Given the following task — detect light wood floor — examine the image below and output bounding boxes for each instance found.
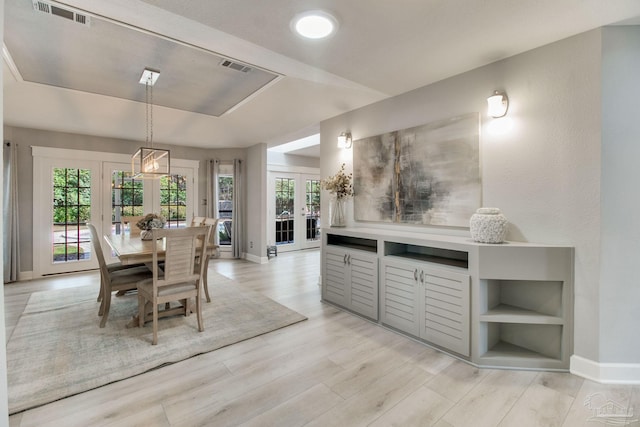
[5,249,639,426]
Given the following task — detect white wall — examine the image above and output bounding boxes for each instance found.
[599,26,640,363]
[1,0,10,422]
[321,30,604,362]
[245,143,268,262]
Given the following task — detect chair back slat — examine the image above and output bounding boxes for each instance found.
[122,216,144,235]
[151,227,210,290]
[87,223,108,277]
[203,217,220,246]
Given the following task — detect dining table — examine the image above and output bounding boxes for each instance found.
[103,231,216,265]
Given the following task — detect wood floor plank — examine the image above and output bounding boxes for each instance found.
[306,363,431,427]
[369,386,454,427]
[238,383,344,427]
[440,369,537,427]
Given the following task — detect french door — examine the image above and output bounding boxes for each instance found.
[268,172,321,253]
[33,156,101,275]
[33,147,198,277]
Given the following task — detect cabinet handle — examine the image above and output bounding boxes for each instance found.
[347,254,351,265]
[414,269,418,281]
[343,254,348,264]
[420,270,424,284]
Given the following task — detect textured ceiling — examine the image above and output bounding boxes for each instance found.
[4,0,640,155]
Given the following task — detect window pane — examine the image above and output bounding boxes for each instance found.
[217,175,233,245]
[111,170,144,234]
[52,168,92,263]
[160,174,187,228]
[275,177,295,244]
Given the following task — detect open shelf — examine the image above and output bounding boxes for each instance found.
[480,322,563,363]
[480,304,563,324]
[480,341,562,363]
[327,234,377,253]
[481,279,563,318]
[384,242,468,269]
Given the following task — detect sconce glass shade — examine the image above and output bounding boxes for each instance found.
[132,147,170,179]
[487,91,509,118]
[337,132,352,149]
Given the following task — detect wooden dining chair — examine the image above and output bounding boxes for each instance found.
[87,223,154,328]
[137,226,211,345]
[199,217,220,303]
[190,216,205,227]
[121,215,144,235]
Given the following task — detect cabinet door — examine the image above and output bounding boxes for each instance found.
[349,251,379,320]
[421,267,470,356]
[323,247,349,307]
[380,258,420,336]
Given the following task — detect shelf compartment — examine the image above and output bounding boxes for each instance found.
[384,242,468,269]
[327,234,377,253]
[480,304,563,324]
[481,279,563,318]
[480,322,563,362]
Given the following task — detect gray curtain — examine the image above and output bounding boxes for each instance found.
[206,159,219,219]
[3,142,20,282]
[232,159,243,258]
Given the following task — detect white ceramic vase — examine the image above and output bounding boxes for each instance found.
[140,230,154,240]
[469,207,508,243]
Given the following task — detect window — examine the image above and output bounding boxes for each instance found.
[306,179,321,240]
[160,174,188,228]
[111,170,144,234]
[52,167,92,263]
[217,163,234,246]
[275,177,295,244]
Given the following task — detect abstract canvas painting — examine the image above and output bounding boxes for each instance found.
[353,113,481,227]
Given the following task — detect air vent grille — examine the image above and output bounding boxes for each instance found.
[32,1,91,27]
[220,59,252,73]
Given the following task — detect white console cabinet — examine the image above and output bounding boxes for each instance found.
[323,236,379,320]
[381,257,470,356]
[322,228,574,371]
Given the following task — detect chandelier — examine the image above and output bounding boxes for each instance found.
[132,68,170,179]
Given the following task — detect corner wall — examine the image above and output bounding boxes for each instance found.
[321,30,603,365]
[599,26,640,364]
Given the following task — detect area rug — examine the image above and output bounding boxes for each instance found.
[6,272,307,414]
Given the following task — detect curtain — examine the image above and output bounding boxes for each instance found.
[3,142,20,282]
[232,159,243,259]
[206,159,219,219]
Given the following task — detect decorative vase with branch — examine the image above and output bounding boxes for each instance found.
[136,213,166,240]
[321,163,353,227]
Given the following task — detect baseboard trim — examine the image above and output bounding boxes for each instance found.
[17,271,34,281]
[571,355,640,384]
[243,253,269,264]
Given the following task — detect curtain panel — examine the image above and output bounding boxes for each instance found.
[3,142,20,282]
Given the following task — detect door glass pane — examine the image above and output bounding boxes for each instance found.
[111,170,144,234]
[306,179,321,242]
[275,177,295,245]
[218,175,233,246]
[160,174,187,228]
[52,168,92,263]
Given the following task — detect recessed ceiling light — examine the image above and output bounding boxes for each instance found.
[291,10,338,39]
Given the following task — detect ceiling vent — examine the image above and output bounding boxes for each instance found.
[220,59,252,73]
[32,1,91,27]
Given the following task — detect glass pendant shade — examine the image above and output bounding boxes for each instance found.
[132,147,170,179]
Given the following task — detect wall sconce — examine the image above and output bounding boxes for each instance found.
[337,131,352,149]
[487,91,509,118]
